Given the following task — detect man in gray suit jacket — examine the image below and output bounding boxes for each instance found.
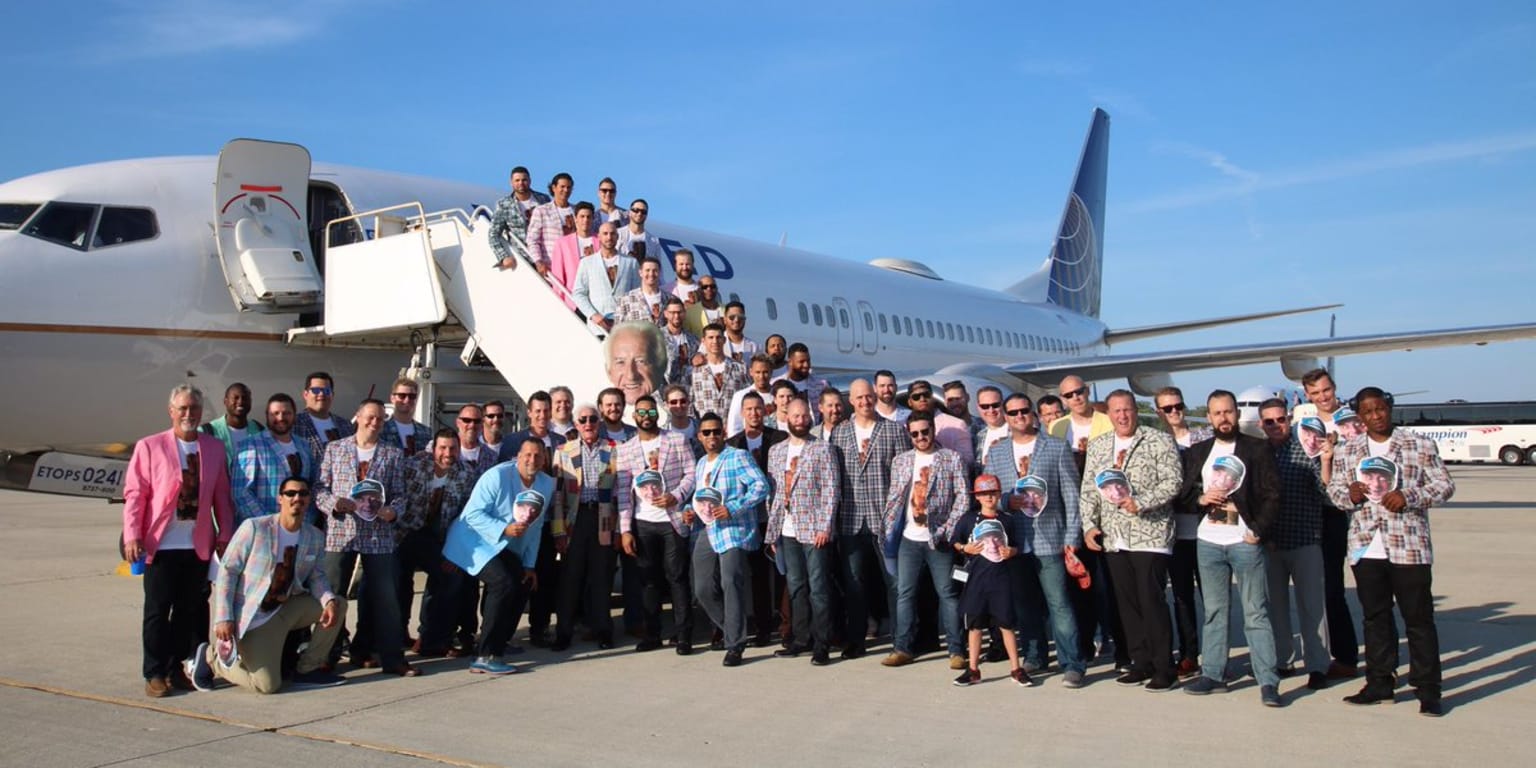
[572,221,640,334]
[983,392,1086,688]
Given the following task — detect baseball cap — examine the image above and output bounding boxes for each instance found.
[1014,475,1047,495]
[1094,469,1129,488]
[1212,455,1245,477]
[1359,456,1395,476]
[635,469,664,489]
[1297,416,1326,435]
[1332,406,1360,424]
[973,474,1001,494]
[693,487,723,506]
[514,489,546,508]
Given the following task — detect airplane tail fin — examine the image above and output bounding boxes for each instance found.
[1005,108,1110,318]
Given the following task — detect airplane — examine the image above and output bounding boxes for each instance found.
[3,109,1534,500]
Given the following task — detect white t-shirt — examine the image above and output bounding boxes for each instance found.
[1112,435,1135,460]
[877,403,911,425]
[635,436,671,525]
[1069,417,1096,449]
[980,425,1010,459]
[854,421,876,447]
[780,441,806,537]
[246,523,303,632]
[273,438,300,464]
[1174,430,1196,448]
[1197,440,1249,546]
[460,445,482,465]
[1011,437,1037,472]
[665,419,697,440]
[356,445,377,464]
[309,415,338,445]
[429,473,449,491]
[903,451,938,543]
[556,205,575,231]
[229,427,253,453]
[392,421,416,451]
[161,439,202,551]
[669,280,698,304]
[1360,437,1393,559]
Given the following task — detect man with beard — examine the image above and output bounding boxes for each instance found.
[202,382,263,473]
[873,370,910,425]
[381,378,430,457]
[1156,385,1213,678]
[905,379,974,468]
[817,388,845,442]
[481,400,509,458]
[765,399,840,665]
[659,298,700,387]
[727,392,788,647]
[774,343,829,410]
[617,394,698,653]
[490,165,548,270]
[395,430,477,657]
[235,393,317,524]
[690,412,769,667]
[573,221,640,334]
[665,249,700,305]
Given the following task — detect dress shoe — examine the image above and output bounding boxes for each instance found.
[168,667,195,691]
[636,638,663,652]
[1144,675,1177,692]
[145,676,171,698]
[444,646,470,659]
[1274,665,1298,678]
[840,646,866,660]
[1419,699,1443,717]
[1115,670,1150,687]
[722,648,744,667]
[753,632,773,648]
[597,638,615,650]
[811,649,831,666]
[357,658,380,669]
[774,645,809,658]
[415,645,449,658]
[1327,661,1359,680]
[881,652,914,668]
[527,631,550,648]
[550,637,572,652]
[384,663,422,677]
[1307,672,1329,690]
[1343,686,1394,705]
[1176,658,1201,679]
[709,638,726,652]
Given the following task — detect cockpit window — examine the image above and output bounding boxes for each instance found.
[0,203,40,231]
[93,207,158,248]
[22,202,97,250]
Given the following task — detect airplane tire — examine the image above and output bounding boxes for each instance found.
[1526,446,1536,466]
[1498,445,1524,465]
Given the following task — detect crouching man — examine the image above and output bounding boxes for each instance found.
[190,475,346,693]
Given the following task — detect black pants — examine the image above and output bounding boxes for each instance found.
[142,549,210,680]
[527,524,560,637]
[1072,545,1127,663]
[1104,551,1173,679]
[1169,538,1202,661]
[634,519,692,643]
[557,507,615,643]
[1352,559,1440,700]
[395,529,459,650]
[748,524,778,639]
[476,549,530,658]
[1321,510,1360,665]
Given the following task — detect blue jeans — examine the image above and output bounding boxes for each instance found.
[895,537,962,656]
[779,536,835,650]
[1196,539,1278,687]
[324,550,405,668]
[1018,552,1084,673]
[836,532,893,651]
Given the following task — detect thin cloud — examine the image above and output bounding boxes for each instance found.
[93,0,357,60]
[1128,130,1536,213]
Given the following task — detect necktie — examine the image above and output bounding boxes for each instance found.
[177,449,200,520]
[1017,455,1031,477]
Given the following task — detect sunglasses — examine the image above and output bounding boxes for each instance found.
[392,391,418,400]
[458,417,482,424]
[909,428,933,438]
[1005,408,1030,417]
[698,428,722,436]
[635,408,659,417]
[577,416,600,424]
[1159,403,1185,414]
[307,386,333,396]
[484,413,504,420]
[726,314,744,321]
[908,391,931,400]
[1062,387,1088,399]
[978,402,1001,410]
[280,489,311,498]
[700,284,717,291]
[630,208,647,214]
[599,187,616,194]
[1262,417,1289,426]
[667,399,689,406]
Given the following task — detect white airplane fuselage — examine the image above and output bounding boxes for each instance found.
[0,156,1102,455]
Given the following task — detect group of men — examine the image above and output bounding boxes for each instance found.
[123,358,1451,717]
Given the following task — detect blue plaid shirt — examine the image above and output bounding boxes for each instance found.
[691,446,768,553]
[1269,436,1326,550]
[233,432,316,523]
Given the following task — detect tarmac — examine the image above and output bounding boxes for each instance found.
[0,464,1530,768]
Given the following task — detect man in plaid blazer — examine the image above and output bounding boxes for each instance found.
[982,392,1086,683]
[395,429,480,656]
[613,257,669,326]
[689,412,768,666]
[200,474,343,693]
[380,378,431,457]
[616,395,698,653]
[293,372,354,463]
[551,404,621,651]
[829,379,911,659]
[314,399,415,676]
[234,393,317,524]
[880,413,969,668]
[524,172,574,274]
[1327,387,1454,716]
[689,323,749,419]
[764,399,840,664]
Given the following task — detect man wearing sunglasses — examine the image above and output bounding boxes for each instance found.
[689,412,769,667]
[1155,386,1212,678]
[480,400,509,459]
[551,404,622,651]
[905,380,974,468]
[617,394,698,654]
[595,177,629,229]
[381,378,430,457]
[192,475,345,694]
[294,371,353,462]
[660,385,701,443]
[980,392,1087,688]
[454,404,499,478]
[1045,375,1111,469]
[720,302,758,362]
[972,386,1011,470]
[880,413,969,670]
[617,198,660,260]
[684,276,725,337]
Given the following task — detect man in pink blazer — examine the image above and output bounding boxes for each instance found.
[123,384,236,698]
[548,201,596,311]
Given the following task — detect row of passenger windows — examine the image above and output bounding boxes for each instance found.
[2,201,159,251]
[759,298,1080,355]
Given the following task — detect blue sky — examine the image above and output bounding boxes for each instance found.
[4,1,1533,400]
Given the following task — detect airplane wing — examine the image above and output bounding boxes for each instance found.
[1005,322,1536,384]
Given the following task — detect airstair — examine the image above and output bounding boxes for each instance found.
[293,201,613,412]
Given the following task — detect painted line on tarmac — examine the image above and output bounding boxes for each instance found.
[0,676,502,768]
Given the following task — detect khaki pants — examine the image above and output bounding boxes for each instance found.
[211,594,346,694]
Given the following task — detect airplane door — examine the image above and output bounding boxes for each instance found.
[215,139,323,313]
[856,299,879,356]
[831,297,856,354]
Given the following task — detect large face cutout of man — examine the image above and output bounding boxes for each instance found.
[605,322,665,404]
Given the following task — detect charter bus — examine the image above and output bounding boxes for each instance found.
[1392,401,1536,465]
